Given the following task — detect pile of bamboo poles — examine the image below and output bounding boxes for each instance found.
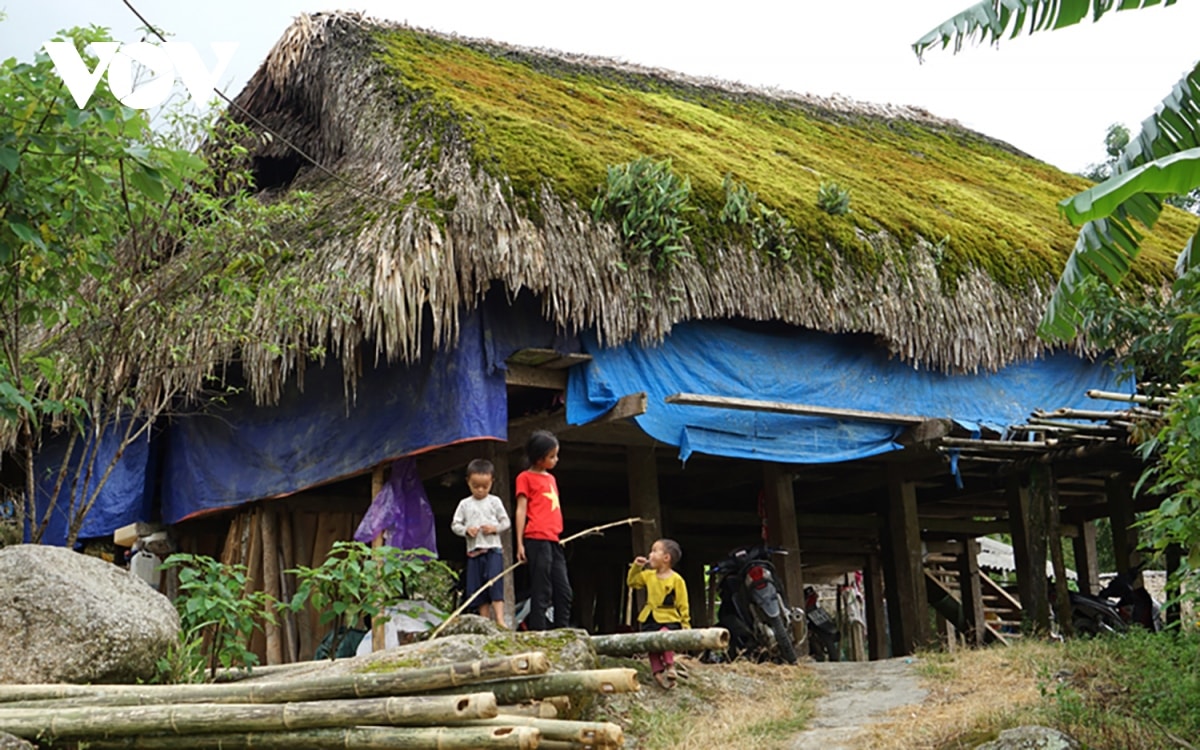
[0,652,629,749]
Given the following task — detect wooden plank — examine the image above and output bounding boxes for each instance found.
[1072,521,1100,596]
[665,393,927,426]
[885,465,929,655]
[260,508,283,666]
[763,463,805,647]
[244,508,266,662]
[504,364,568,390]
[506,348,592,369]
[979,573,1023,613]
[1007,472,1050,633]
[278,511,299,663]
[290,511,316,661]
[508,393,647,452]
[863,553,887,661]
[958,539,986,647]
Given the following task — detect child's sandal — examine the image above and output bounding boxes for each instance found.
[653,670,674,689]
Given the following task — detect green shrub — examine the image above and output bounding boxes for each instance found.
[817,180,851,216]
[719,175,756,225]
[591,156,694,273]
[159,553,278,682]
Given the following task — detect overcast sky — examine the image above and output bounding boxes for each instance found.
[3,1,1198,174]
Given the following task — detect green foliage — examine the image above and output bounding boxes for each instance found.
[591,157,694,273]
[816,180,851,216]
[719,174,756,226]
[287,540,454,659]
[1037,629,1200,748]
[1,27,323,545]
[159,553,278,682]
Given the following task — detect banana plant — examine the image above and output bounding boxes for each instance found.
[913,0,1200,339]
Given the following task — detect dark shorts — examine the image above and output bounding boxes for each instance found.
[465,548,504,609]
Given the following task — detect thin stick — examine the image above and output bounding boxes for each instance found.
[429,518,652,640]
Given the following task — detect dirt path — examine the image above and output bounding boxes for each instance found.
[789,657,928,750]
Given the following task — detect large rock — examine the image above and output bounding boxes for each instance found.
[975,726,1080,750]
[0,544,180,684]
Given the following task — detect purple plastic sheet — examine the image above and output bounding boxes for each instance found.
[353,458,438,555]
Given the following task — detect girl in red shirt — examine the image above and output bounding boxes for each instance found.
[515,430,572,630]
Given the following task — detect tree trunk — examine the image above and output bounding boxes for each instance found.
[0,694,498,740]
[591,627,728,657]
[0,654,547,708]
[78,725,538,750]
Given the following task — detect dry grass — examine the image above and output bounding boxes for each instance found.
[855,643,1052,750]
[592,656,822,750]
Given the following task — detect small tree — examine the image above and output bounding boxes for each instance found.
[1,28,338,545]
[288,541,454,659]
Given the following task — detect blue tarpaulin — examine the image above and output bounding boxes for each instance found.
[567,321,1132,464]
[31,421,155,547]
[161,308,509,523]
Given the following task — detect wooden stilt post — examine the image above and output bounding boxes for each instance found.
[681,552,707,628]
[484,443,515,630]
[1006,471,1050,633]
[1072,521,1100,596]
[1036,465,1072,637]
[1107,473,1140,576]
[627,446,662,620]
[885,465,929,655]
[370,465,387,653]
[763,463,805,648]
[958,539,985,647]
[863,553,887,660]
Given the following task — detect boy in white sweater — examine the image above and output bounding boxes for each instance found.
[451,458,511,627]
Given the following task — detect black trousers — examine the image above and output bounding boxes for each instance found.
[525,539,572,630]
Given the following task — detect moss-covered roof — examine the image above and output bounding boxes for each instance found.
[222,11,1192,391]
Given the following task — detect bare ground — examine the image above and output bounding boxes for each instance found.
[788,658,929,750]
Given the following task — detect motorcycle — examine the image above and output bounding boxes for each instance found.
[709,543,799,664]
[804,585,840,661]
[1069,567,1162,636]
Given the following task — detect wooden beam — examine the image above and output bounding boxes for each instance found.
[507,393,648,452]
[863,553,887,661]
[627,445,662,569]
[1007,471,1050,633]
[1072,520,1100,596]
[506,348,592,369]
[665,392,928,426]
[418,441,500,482]
[1038,465,1073,637]
[763,462,805,647]
[885,464,930,655]
[1107,472,1140,575]
[504,364,567,390]
[958,539,986,647]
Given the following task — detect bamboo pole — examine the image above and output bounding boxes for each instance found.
[1086,389,1171,406]
[469,716,623,747]
[75,725,538,750]
[432,669,639,705]
[0,694,499,740]
[0,654,548,707]
[591,627,729,657]
[261,508,283,666]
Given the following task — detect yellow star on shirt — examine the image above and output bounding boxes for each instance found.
[544,487,560,511]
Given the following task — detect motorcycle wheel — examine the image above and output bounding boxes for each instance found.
[770,615,798,664]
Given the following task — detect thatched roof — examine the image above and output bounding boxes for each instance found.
[224,12,1189,385]
[7,12,1192,456]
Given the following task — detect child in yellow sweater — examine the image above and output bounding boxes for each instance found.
[628,538,690,689]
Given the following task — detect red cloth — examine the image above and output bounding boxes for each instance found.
[515,470,563,542]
